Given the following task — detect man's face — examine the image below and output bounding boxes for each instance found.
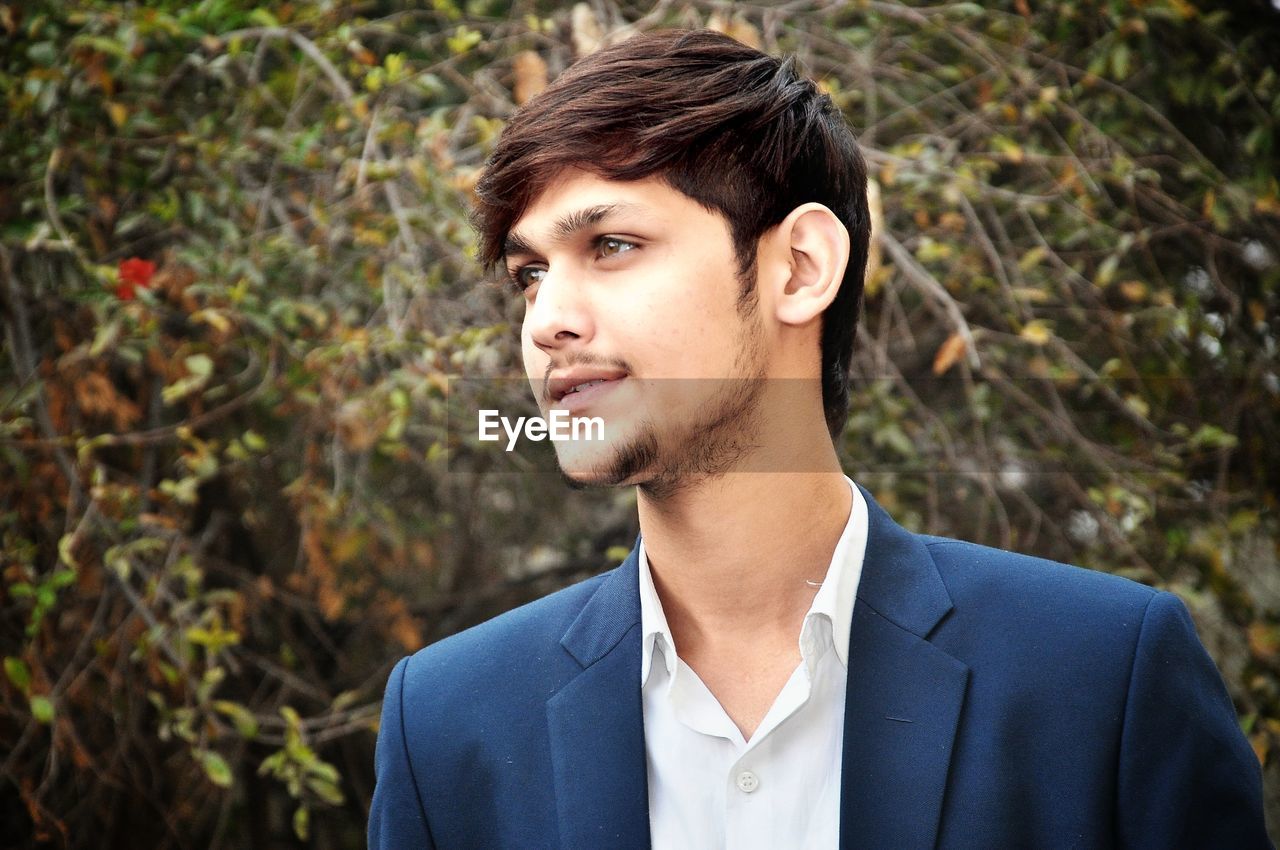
[504,169,769,496]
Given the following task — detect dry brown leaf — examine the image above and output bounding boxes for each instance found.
[932,332,967,376]
[728,21,761,49]
[512,50,548,105]
[335,399,386,452]
[1248,622,1280,661]
[707,12,761,48]
[76,370,142,430]
[1251,731,1270,766]
[1119,280,1148,303]
[383,597,424,651]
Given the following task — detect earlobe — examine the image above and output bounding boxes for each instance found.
[773,203,850,327]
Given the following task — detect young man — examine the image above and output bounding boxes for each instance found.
[369,30,1270,849]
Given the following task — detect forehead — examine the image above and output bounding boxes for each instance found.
[507,169,700,244]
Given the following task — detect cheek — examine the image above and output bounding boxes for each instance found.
[521,325,546,376]
[656,299,753,378]
[636,311,728,379]
[522,359,546,403]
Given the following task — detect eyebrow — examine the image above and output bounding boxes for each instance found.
[502,203,645,261]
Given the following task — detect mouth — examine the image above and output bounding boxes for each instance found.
[561,377,614,397]
[548,368,629,404]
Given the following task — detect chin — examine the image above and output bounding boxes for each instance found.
[553,427,659,490]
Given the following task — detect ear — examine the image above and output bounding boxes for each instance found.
[761,203,850,327]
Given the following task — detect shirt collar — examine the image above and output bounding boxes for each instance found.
[638,536,676,686]
[638,475,869,686]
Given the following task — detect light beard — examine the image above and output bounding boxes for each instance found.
[557,302,768,500]
[557,376,767,499]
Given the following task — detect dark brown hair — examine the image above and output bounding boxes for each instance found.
[473,29,871,438]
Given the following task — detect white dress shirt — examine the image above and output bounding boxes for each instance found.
[639,476,869,850]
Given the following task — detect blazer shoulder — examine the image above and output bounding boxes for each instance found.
[918,533,1157,622]
[372,571,623,848]
[915,534,1177,726]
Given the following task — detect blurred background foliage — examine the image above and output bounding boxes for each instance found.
[1,0,1278,846]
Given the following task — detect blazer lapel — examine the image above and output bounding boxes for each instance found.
[840,486,970,850]
[548,547,650,850]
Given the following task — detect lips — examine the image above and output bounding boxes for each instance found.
[548,367,628,404]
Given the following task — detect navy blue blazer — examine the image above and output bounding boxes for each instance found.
[369,486,1270,849]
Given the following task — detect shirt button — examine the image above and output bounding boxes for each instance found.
[736,770,760,793]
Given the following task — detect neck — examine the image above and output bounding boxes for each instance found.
[637,446,851,654]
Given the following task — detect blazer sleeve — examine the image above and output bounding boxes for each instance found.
[1115,590,1273,849]
[368,656,436,850]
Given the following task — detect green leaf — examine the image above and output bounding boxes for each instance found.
[384,53,406,81]
[158,476,200,505]
[30,695,54,724]
[1111,43,1131,80]
[185,354,214,378]
[162,355,215,404]
[4,657,32,694]
[247,8,279,27]
[1189,424,1239,450]
[280,705,302,727]
[89,321,121,357]
[213,700,261,739]
[49,568,76,590]
[104,544,132,580]
[873,423,915,457]
[185,623,241,653]
[27,42,57,66]
[195,748,234,788]
[307,760,339,784]
[446,26,482,55]
[57,534,78,570]
[307,775,345,805]
[162,376,209,405]
[330,690,360,711]
[1096,254,1120,287]
[197,666,226,703]
[293,805,310,840]
[1018,246,1048,272]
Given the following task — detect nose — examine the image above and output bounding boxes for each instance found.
[524,268,593,355]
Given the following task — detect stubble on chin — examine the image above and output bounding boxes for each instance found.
[557,422,660,493]
[556,374,765,501]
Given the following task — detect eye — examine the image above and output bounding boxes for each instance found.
[507,265,546,292]
[597,236,637,258]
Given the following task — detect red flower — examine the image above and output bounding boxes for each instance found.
[116,257,155,301]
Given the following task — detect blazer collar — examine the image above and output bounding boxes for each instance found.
[560,542,643,667]
[551,489,969,850]
[852,482,953,638]
[841,483,969,849]
[549,546,650,850]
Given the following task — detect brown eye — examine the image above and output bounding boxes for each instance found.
[511,266,546,290]
[598,237,636,258]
